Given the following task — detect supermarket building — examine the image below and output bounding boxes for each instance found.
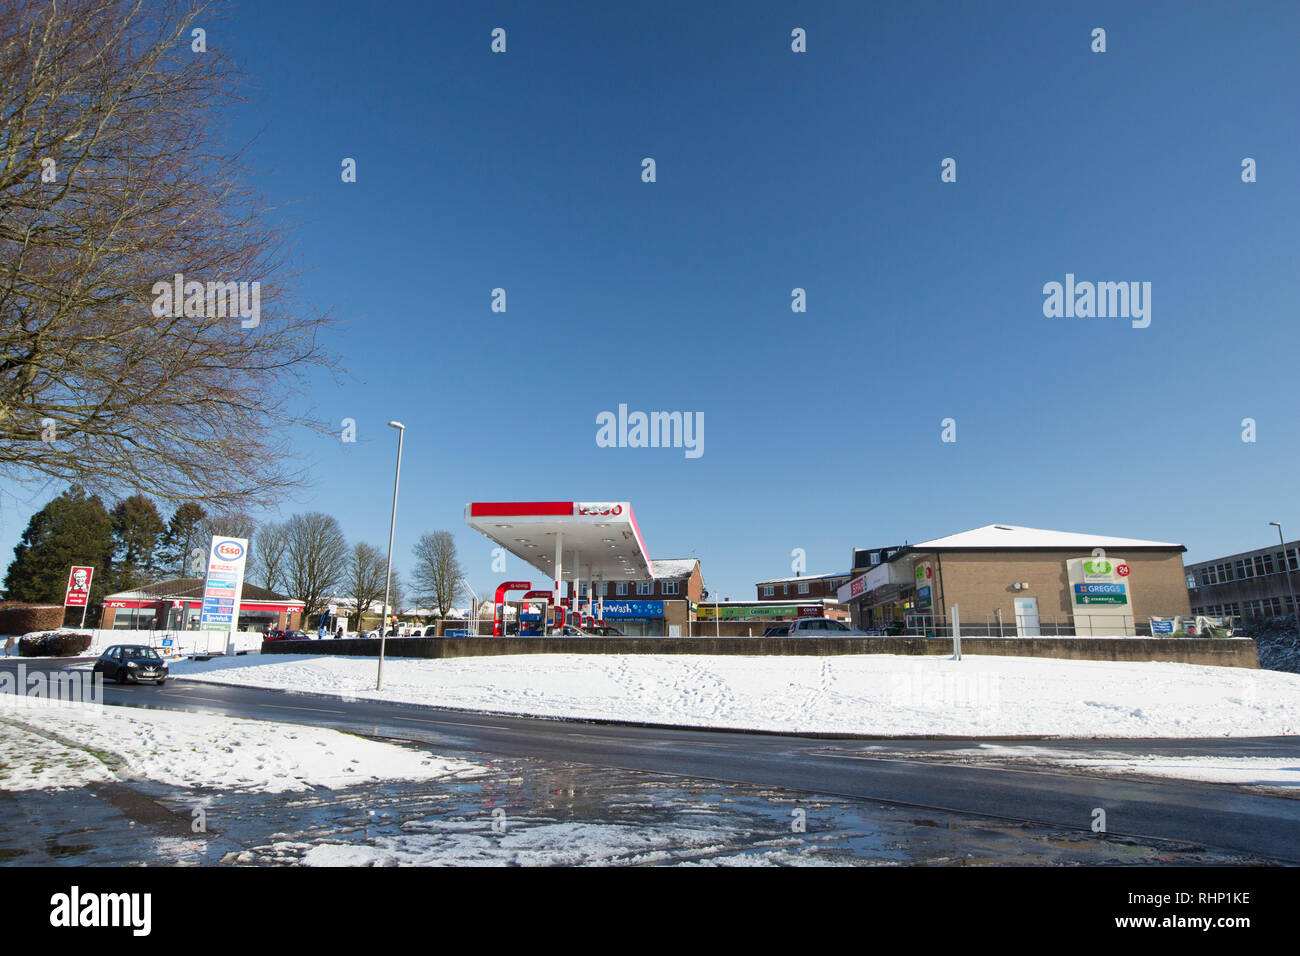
[837,525,1192,636]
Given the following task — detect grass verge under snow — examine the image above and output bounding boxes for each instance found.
[170,652,1300,738]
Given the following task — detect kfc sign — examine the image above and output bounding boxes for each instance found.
[64,566,94,607]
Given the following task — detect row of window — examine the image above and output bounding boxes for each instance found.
[1193,596,1296,619]
[760,578,848,597]
[1195,548,1300,587]
[578,580,680,597]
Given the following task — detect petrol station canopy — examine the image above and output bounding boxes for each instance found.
[464,501,654,585]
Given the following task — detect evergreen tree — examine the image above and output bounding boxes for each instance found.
[159,502,206,578]
[108,494,167,592]
[2,486,114,607]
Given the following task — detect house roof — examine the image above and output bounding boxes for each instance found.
[903,524,1184,552]
[651,558,699,580]
[756,571,852,585]
[103,577,301,604]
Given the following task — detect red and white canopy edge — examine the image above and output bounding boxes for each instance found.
[464,501,654,594]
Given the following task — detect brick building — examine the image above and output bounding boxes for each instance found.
[754,570,852,601]
[837,525,1191,636]
[102,577,304,632]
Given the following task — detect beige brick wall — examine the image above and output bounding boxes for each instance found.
[928,550,1192,622]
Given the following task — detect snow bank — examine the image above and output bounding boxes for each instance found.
[169,652,1300,738]
[0,698,482,792]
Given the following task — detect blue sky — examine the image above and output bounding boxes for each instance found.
[4,1,1300,600]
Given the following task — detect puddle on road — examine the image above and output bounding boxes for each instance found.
[0,753,1269,866]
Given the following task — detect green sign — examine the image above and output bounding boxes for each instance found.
[1076,594,1127,606]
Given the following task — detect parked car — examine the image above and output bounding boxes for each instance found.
[265,629,312,642]
[762,625,790,637]
[785,618,869,636]
[553,625,592,636]
[585,624,625,637]
[93,645,169,685]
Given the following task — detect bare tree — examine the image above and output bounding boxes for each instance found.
[411,531,464,618]
[344,541,386,627]
[282,512,347,623]
[0,0,333,507]
[249,521,289,593]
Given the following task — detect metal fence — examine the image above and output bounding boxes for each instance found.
[891,613,1235,639]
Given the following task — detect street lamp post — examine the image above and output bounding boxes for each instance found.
[1269,522,1300,638]
[377,421,405,691]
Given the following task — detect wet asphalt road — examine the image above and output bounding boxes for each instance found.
[5,656,1300,863]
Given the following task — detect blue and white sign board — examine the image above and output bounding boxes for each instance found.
[200,536,249,635]
[1150,617,1175,635]
[161,638,174,647]
[600,600,665,619]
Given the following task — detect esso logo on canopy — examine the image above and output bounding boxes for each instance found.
[214,540,245,561]
[577,503,622,517]
[1116,563,1131,577]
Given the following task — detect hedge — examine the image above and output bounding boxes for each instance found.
[18,630,94,657]
[0,604,65,635]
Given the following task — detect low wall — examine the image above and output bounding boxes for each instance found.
[262,635,1260,669]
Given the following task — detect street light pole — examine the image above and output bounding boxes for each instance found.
[1269,522,1300,638]
[377,421,405,691]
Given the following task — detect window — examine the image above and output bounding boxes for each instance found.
[636,581,653,596]
[798,582,810,594]
[662,581,679,595]
[762,585,774,597]
[615,581,628,596]
[871,553,881,565]
[578,583,588,598]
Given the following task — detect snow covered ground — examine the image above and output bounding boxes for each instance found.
[0,698,482,792]
[169,652,1300,738]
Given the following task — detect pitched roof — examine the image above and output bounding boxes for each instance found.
[906,524,1184,552]
[103,576,300,603]
[651,558,699,580]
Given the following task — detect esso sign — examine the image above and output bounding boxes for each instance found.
[577,503,622,517]
[215,540,244,561]
[1116,563,1131,577]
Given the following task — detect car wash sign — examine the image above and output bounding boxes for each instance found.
[199,536,249,632]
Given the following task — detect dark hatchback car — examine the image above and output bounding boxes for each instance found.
[265,629,312,642]
[93,645,169,685]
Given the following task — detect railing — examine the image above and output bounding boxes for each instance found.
[887,613,1234,639]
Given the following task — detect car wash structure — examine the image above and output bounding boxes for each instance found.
[466,501,658,635]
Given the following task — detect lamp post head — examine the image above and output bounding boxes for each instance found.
[388,421,405,430]
[1269,521,1281,528]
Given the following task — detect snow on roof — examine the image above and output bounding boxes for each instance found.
[756,571,851,585]
[651,558,698,580]
[907,524,1184,551]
